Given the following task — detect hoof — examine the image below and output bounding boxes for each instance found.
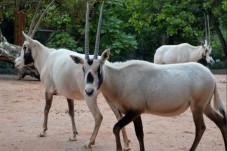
[84,140,94,148]
[39,132,46,137]
[123,139,131,151]
[69,137,77,141]
[123,147,131,151]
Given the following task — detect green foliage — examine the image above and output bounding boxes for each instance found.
[43,4,79,52]
[47,31,78,51]
[101,15,138,60]
[1,0,227,68]
[126,0,203,44]
[87,0,138,61]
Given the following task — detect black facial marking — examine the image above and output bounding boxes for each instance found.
[197,58,208,66]
[97,65,103,89]
[87,72,94,84]
[87,59,93,65]
[202,54,206,59]
[23,46,27,51]
[82,67,85,76]
[24,47,34,65]
[103,52,108,59]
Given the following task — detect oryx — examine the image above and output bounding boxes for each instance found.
[14,1,130,150]
[154,15,214,65]
[70,8,227,151]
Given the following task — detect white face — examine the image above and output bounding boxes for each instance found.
[202,45,214,64]
[82,59,103,96]
[15,41,34,69]
[70,49,110,97]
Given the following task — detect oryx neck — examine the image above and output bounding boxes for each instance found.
[33,43,53,73]
[188,46,203,62]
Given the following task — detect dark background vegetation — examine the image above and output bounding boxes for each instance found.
[0,0,227,72]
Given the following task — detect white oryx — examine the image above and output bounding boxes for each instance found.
[154,15,214,65]
[14,2,130,150]
[154,42,214,64]
[71,50,227,151]
[70,9,227,151]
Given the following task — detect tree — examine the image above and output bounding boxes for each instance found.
[125,0,227,62]
[1,0,226,69]
[203,0,227,58]
[0,0,54,79]
[0,29,40,79]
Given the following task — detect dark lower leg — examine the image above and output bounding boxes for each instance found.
[113,110,141,151]
[67,99,78,141]
[133,115,145,151]
[40,92,53,137]
[106,99,130,150]
[204,105,227,150]
[190,109,206,151]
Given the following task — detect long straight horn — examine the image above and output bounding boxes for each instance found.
[28,0,42,36]
[207,15,211,46]
[93,2,104,60]
[204,13,208,45]
[85,1,90,60]
[30,0,55,38]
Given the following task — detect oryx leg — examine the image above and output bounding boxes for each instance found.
[67,98,78,141]
[105,98,130,151]
[84,96,103,148]
[133,115,145,151]
[113,110,141,151]
[190,107,206,151]
[40,91,53,137]
[204,104,227,150]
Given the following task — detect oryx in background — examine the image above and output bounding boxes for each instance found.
[70,10,227,151]
[154,15,214,65]
[14,1,130,150]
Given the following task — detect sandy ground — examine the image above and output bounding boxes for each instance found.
[0,74,226,151]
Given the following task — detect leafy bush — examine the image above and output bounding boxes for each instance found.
[46,31,79,52]
[210,60,227,69]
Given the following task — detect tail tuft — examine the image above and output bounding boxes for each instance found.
[220,108,227,126]
[214,84,227,126]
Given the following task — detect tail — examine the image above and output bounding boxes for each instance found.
[213,84,227,125]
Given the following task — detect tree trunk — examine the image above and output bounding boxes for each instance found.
[209,11,227,58]
[0,30,40,80]
[213,24,227,58]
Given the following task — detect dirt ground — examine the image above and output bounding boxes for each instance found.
[0,74,226,151]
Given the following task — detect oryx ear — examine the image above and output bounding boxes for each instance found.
[101,49,110,63]
[22,31,34,44]
[70,55,84,64]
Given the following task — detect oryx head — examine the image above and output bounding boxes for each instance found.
[201,14,214,64]
[15,32,37,68]
[14,0,54,69]
[200,41,214,64]
[70,1,108,97]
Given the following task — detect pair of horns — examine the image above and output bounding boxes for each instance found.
[85,1,104,60]
[28,0,54,38]
[204,14,211,46]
